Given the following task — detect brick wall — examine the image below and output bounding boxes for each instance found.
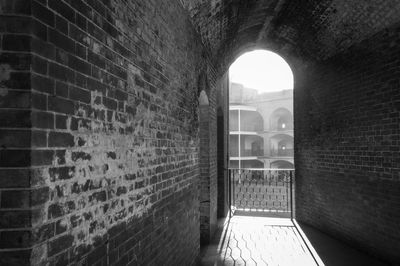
[0,0,218,265]
[198,73,219,245]
[295,24,400,264]
[217,73,229,218]
[0,1,34,265]
[199,99,210,244]
[208,73,218,245]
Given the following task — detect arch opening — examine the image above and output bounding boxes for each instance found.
[226,49,295,218]
[228,50,294,169]
[270,108,293,131]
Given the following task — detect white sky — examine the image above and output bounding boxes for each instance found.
[229,50,293,93]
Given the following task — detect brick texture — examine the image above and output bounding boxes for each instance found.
[295,24,400,264]
[2,0,400,265]
[1,0,218,265]
[0,2,34,265]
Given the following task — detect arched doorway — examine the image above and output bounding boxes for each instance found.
[270,108,293,131]
[227,50,294,217]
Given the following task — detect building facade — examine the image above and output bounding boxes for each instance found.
[229,83,294,169]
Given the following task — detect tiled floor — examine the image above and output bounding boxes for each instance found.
[200,215,388,266]
[200,216,317,266]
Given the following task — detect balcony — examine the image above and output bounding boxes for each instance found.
[229,107,264,133]
[229,169,293,217]
[241,149,264,157]
[271,148,294,157]
[229,134,264,159]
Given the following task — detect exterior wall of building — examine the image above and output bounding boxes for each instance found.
[229,83,258,104]
[0,1,219,265]
[295,24,400,264]
[229,83,293,169]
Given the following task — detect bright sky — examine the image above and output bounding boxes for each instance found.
[229,50,293,93]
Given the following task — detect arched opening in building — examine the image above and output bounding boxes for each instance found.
[227,49,294,217]
[269,134,294,157]
[270,108,293,131]
[228,50,293,168]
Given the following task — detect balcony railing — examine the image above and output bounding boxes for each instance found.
[271,149,294,157]
[229,149,264,157]
[240,125,263,132]
[241,149,264,157]
[229,169,294,217]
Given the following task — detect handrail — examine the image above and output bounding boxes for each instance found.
[229,168,294,217]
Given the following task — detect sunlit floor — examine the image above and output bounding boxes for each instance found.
[200,215,388,266]
[200,216,317,266]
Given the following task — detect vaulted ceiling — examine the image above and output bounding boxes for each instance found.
[180,0,400,67]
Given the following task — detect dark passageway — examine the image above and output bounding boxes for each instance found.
[0,0,399,265]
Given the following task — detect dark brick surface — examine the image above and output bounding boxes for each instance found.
[48,132,74,147]
[0,0,214,265]
[0,10,35,266]
[295,24,400,264]
[0,110,31,128]
[0,230,32,248]
[0,210,31,228]
[0,53,31,70]
[31,74,55,94]
[0,249,31,266]
[31,149,54,166]
[1,190,30,208]
[32,1,55,27]
[0,0,31,15]
[0,169,31,188]
[0,149,31,167]
[2,34,31,51]
[0,129,31,148]
[31,111,54,129]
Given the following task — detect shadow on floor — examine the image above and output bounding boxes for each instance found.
[296,221,389,266]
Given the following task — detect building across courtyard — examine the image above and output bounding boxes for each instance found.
[229,83,294,169]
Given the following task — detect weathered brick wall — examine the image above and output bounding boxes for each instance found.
[1,0,218,265]
[199,74,219,245]
[295,24,400,264]
[199,100,210,244]
[208,74,218,244]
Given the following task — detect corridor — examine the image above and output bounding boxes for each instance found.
[1,0,400,265]
[200,215,387,266]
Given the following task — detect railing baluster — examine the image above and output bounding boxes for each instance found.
[229,168,294,217]
[290,170,293,219]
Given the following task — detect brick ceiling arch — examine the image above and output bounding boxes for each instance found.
[180,0,400,71]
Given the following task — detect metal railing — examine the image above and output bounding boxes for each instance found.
[229,168,294,218]
[241,149,264,157]
[270,149,294,157]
